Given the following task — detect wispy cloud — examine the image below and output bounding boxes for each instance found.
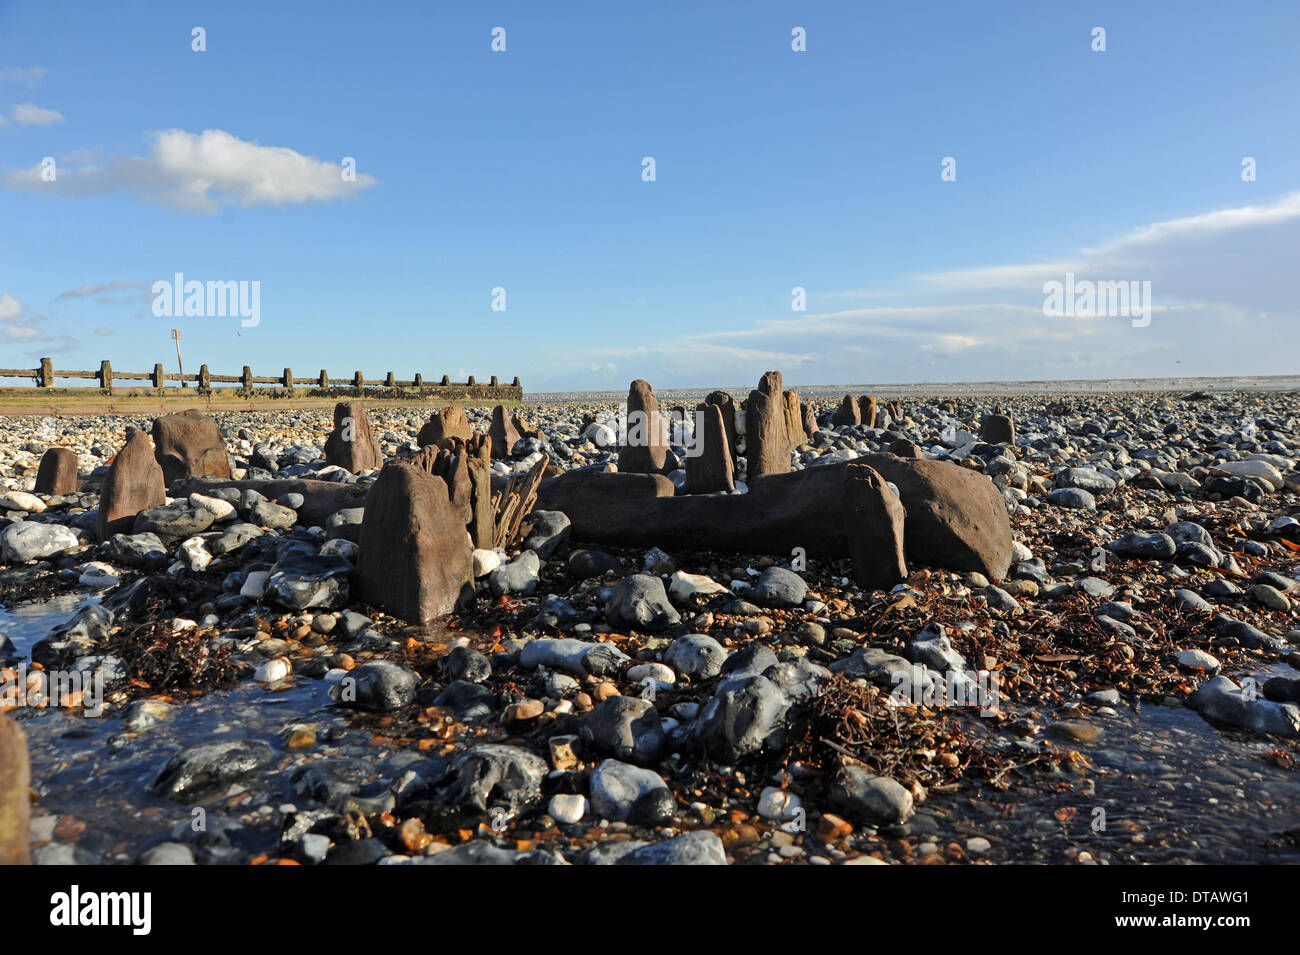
[5,103,64,126]
[57,279,153,305]
[4,128,378,212]
[0,292,81,356]
[556,191,1300,388]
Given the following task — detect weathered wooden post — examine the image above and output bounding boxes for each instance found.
[0,716,30,865]
[413,373,423,391]
[467,375,476,386]
[385,371,395,388]
[441,374,450,386]
[242,365,253,391]
[490,375,499,386]
[319,369,328,389]
[353,371,364,394]
[283,367,294,396]
[39,357,54,388]
[512,376,521,387]
[99,360,113,394]
[199,364,211,391]
[153,362,166,390]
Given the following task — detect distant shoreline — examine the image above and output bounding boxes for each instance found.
[526,374,1300,404]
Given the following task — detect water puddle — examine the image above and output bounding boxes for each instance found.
[4,593,1299,863]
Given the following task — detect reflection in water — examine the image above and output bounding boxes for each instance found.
[3,595,1299,863]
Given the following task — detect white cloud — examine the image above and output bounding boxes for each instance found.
[57,279,152,304]
[0,293,21,321]
[4,128,377,212]
[8,103,64,126]
[552,191,1300,388]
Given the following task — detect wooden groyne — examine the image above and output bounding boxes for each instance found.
[0,358,523,413]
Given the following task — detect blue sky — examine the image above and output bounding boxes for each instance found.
[2,0,1298,392]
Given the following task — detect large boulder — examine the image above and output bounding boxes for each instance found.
[418,405,473,447]
[323,401,383,473]
[842,463,908,589]
[34,447,78,495]
[152,409,231,484]
[618,380,670,474]
[95,430,166,541]
[855,454,1012,580]
[357,462,474,623]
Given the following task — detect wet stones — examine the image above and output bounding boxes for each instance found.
[148,739,274,803]
[664,633,728,680]
[417,405,473,447]
[522,509,571,561]
[979,414,1014,444]
[828,765,914,826]
[132,501,215,545]
[588,759,674,824]
[488,406,524,459]
[745,371,790,480]
[611,830,726,865]
[265,553,353,610]
[685,402,735,494]
[1,522,78,564]
[332,660,418,711]
[34,447,78,495]
[605,574,681,631]
[519,637,629,676]
[152,409,232,484]
[95,430,167,541]
[619,380,670,474]
[489,550,541,597]
[1107,532,1177,560]
[0,715,30,865]
[323,401,383,473]
[357,462,474,624]
[696,674,789,761]
[430,744,547,822]
[749,566,808,607]
[1188,675,1300,738]
[1046,487,1096,511]
[581,696,666,765]
[842,463,908,590]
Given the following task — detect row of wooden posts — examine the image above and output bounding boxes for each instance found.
[0,359,522,396]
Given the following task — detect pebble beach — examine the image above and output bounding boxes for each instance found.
[2,379,1299,866]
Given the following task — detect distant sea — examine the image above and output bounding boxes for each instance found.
[525,375,1300,404]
